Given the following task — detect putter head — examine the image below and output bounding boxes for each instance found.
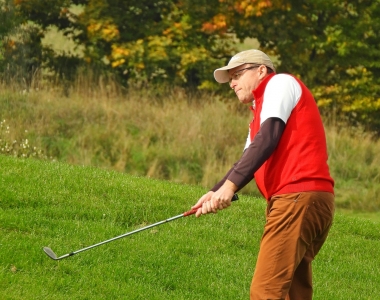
[43,247,59,260]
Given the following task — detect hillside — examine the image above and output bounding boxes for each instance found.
[1,155,379,299]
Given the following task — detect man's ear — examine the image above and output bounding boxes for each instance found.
[258,65,268,79]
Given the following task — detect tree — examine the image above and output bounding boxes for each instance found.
[1,0,84,86]
[2,0,380,132]
[0,0,22,76]
[76,0,236,88]
[221,0,380,131]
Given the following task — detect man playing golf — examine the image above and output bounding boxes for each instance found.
[192,49,335,300]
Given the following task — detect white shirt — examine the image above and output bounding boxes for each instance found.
[244,74,302,150]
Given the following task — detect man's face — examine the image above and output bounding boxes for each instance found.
[228,64,267,104]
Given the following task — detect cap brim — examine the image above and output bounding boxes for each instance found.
[213,62,245,83]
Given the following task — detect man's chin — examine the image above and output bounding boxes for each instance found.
[239,98,252,105]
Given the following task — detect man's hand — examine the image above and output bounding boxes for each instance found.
[193,180,238,217]
[191,191,214,217]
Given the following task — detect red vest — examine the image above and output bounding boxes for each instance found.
[250,74,334,200]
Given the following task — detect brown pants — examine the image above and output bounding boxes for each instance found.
[250,192,335,300]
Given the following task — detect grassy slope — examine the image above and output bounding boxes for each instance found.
[2,87,380,216]
[1,155,379,299]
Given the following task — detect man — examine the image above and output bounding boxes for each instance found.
[192,49,335,300]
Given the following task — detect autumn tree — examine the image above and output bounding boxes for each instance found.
[2,0,380,132]
[2,0,238,89]
[221,0,380,131]
[76,0,236,88]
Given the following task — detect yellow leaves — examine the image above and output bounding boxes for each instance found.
[198,80,218,90]
[346,66,367,76]
[109,40,148,70]
[108,32,214,84]
[174,22,182,30]
[135,62,145,70]
[256,0,272,16]
[314,84,339,108]
[245,5,254,16]
[344,97,377,112]
[314,65,380,128]
[87,23,99,33]
[109,44,128,68]
[111,58,125,68]
[374,98,380,110]
[102,25,119,42]
[162,20,190,39]
[296,14,307,24]
[110,44,130,68]
[316,98,333,108]
[162,28,172,36]
[87,21,119,42]
[202,14,227,33]
[178,47,209,82]
[234,0,272,17]
[111,45,130,57]
[234,0,246,14]
[147,36,170,60]
[181,49,206,65]
[212,14,227,31]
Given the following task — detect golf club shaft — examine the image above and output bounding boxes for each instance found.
[72,213,185,256]
[44,194,238,260]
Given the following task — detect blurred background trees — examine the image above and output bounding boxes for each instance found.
[226,0,380,131]
[1,0,380,132]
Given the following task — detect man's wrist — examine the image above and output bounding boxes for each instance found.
[222,180,239,192]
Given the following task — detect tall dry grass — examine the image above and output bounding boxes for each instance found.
[326,125,380,211]
[1,79,379,211]
[0,79,258,193]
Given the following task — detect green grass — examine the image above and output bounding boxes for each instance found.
[1,155,379,299]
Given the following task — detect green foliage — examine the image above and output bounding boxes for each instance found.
[77,0,236,88]
[2,0,380,131]
[0,41,3,63]
[226,0,380,132]
[2,0,237,90]
[1,24,48,87]
[0,0,20,73]
[0,0,84,87]
[14,0,80,30]
[0,0,21,36]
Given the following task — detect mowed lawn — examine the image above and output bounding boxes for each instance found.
[1,155,379,299]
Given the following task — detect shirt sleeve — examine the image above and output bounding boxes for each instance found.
[211,118,285,192]
[260,74,302,125]
[210,162,239,192]
[221,118,285,191]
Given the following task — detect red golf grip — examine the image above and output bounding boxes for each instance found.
[183,194,239,217]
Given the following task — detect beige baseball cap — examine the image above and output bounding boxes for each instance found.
[214,49,276,83]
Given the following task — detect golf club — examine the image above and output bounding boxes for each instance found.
[43,194,238,260]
